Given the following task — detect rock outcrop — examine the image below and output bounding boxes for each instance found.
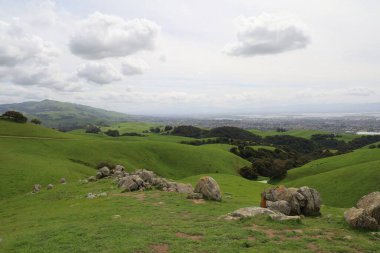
[221,206,301,222]
[263,185,321,216]
[344,192,380,230]
[88,166,221,201]
[194,176,222,201]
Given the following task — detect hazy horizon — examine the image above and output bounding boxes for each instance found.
[0,0,379,115]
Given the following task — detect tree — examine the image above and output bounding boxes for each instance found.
[164,125,173,132]
[1,111,28,123]
[105,129,119,137]
[30,118,42,125]
[85,125,101,134]
[239,166,259,180]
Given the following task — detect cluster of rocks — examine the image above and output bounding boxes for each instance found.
[91,165,222,201]
[221,185,322,222]
[32,178,66,193]
[263,185,322,216]
[344,191,380,230]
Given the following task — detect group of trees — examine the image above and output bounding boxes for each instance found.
[1,111,41,124]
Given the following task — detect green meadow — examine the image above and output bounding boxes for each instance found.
[0,121,379,252]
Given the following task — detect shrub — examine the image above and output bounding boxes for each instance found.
[105,129,119,137]
[369,144,376,149]
[30,118,42,124]
[1,111,28,123]
[239,166,259,180]
[85,125,101,134]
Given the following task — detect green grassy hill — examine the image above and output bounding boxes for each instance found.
[280,145,380,207]
[1,121,380,252]
[0,121,249,199]
[0,99,133,129]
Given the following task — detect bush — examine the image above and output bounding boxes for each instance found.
[30,118,42,124]
[1,111,28,123]
[105,129,119,137]
[164,125,173,132]
[85,125,101,134]
[239,166,259,180]
[369,144,376,149]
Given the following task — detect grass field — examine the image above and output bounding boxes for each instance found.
[280,146,380,207]
[1,121,380,252]
[249,145,276,151]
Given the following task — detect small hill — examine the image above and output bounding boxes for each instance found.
[0,99,132,129]
[0,121,250,198]
[280,145,380,207]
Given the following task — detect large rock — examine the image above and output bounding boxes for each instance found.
[118,175,144,192]
[228,207,276,219]
[297,186,322,216]
[263,186,321,216]
[114,165,125,172]
[344,207,378,230]
[96,167,110,179]
[170,183,194,194]
[194,176,222,201]
[135,169,156,184]
[267,200,291,215]
[357,192,380,224]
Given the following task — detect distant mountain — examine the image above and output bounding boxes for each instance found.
[0,99,133,130]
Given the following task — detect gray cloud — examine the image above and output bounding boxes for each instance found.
[224,14,311,56]
[77,62,122,84]
[121,58,149,75]
[69,12,160,60]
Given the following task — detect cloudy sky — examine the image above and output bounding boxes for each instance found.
[0,0,379,115]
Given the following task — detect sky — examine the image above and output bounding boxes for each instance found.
[0,0,379,115]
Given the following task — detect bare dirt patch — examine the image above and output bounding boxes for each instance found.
[192,199,206,204]
[176,232,204,241]
[151,243,169,253]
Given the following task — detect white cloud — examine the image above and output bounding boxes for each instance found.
[121,58,149,75]
[69,12,160,60]
[77,62,122,84]
[224,14,311,56]
[0,20,60,66]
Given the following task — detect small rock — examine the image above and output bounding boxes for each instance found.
[343,235,353,241]
[86,193,96,199]
[270,213,301,222]
[112,214,121,219]
[229,207,276,219]
[60,178,66,184]
[32,184,41,193]
[47,184,54,190]
[88,176,96,182]
[187,192,203,200]
[97,167,110,179]
[98,192,107,197]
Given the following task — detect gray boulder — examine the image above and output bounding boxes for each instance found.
[267,200,291,215]
[357,191,380,223]
[118,175,144,192]
[114,165,125,172]
[32,184,41,193]
[47,184,54,190]
[135,169,156,184]
[297,186,322,216]
[174,183,194,194]
[97,167,110,179]
[344,207,378,230]
[194,176,222,201]
[59,178,66,184]
[88,176,96,182]
[226,207,276,220]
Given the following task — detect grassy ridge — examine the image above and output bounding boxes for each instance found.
[0,121,249,198]
[281,147,380,207]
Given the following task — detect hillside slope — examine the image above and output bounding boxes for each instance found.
[0,121,249,198]
[280,146,380,207]
[0,100,132,129]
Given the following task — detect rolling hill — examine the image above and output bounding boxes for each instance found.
[0,99,134,129]
[280,145,380,207]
